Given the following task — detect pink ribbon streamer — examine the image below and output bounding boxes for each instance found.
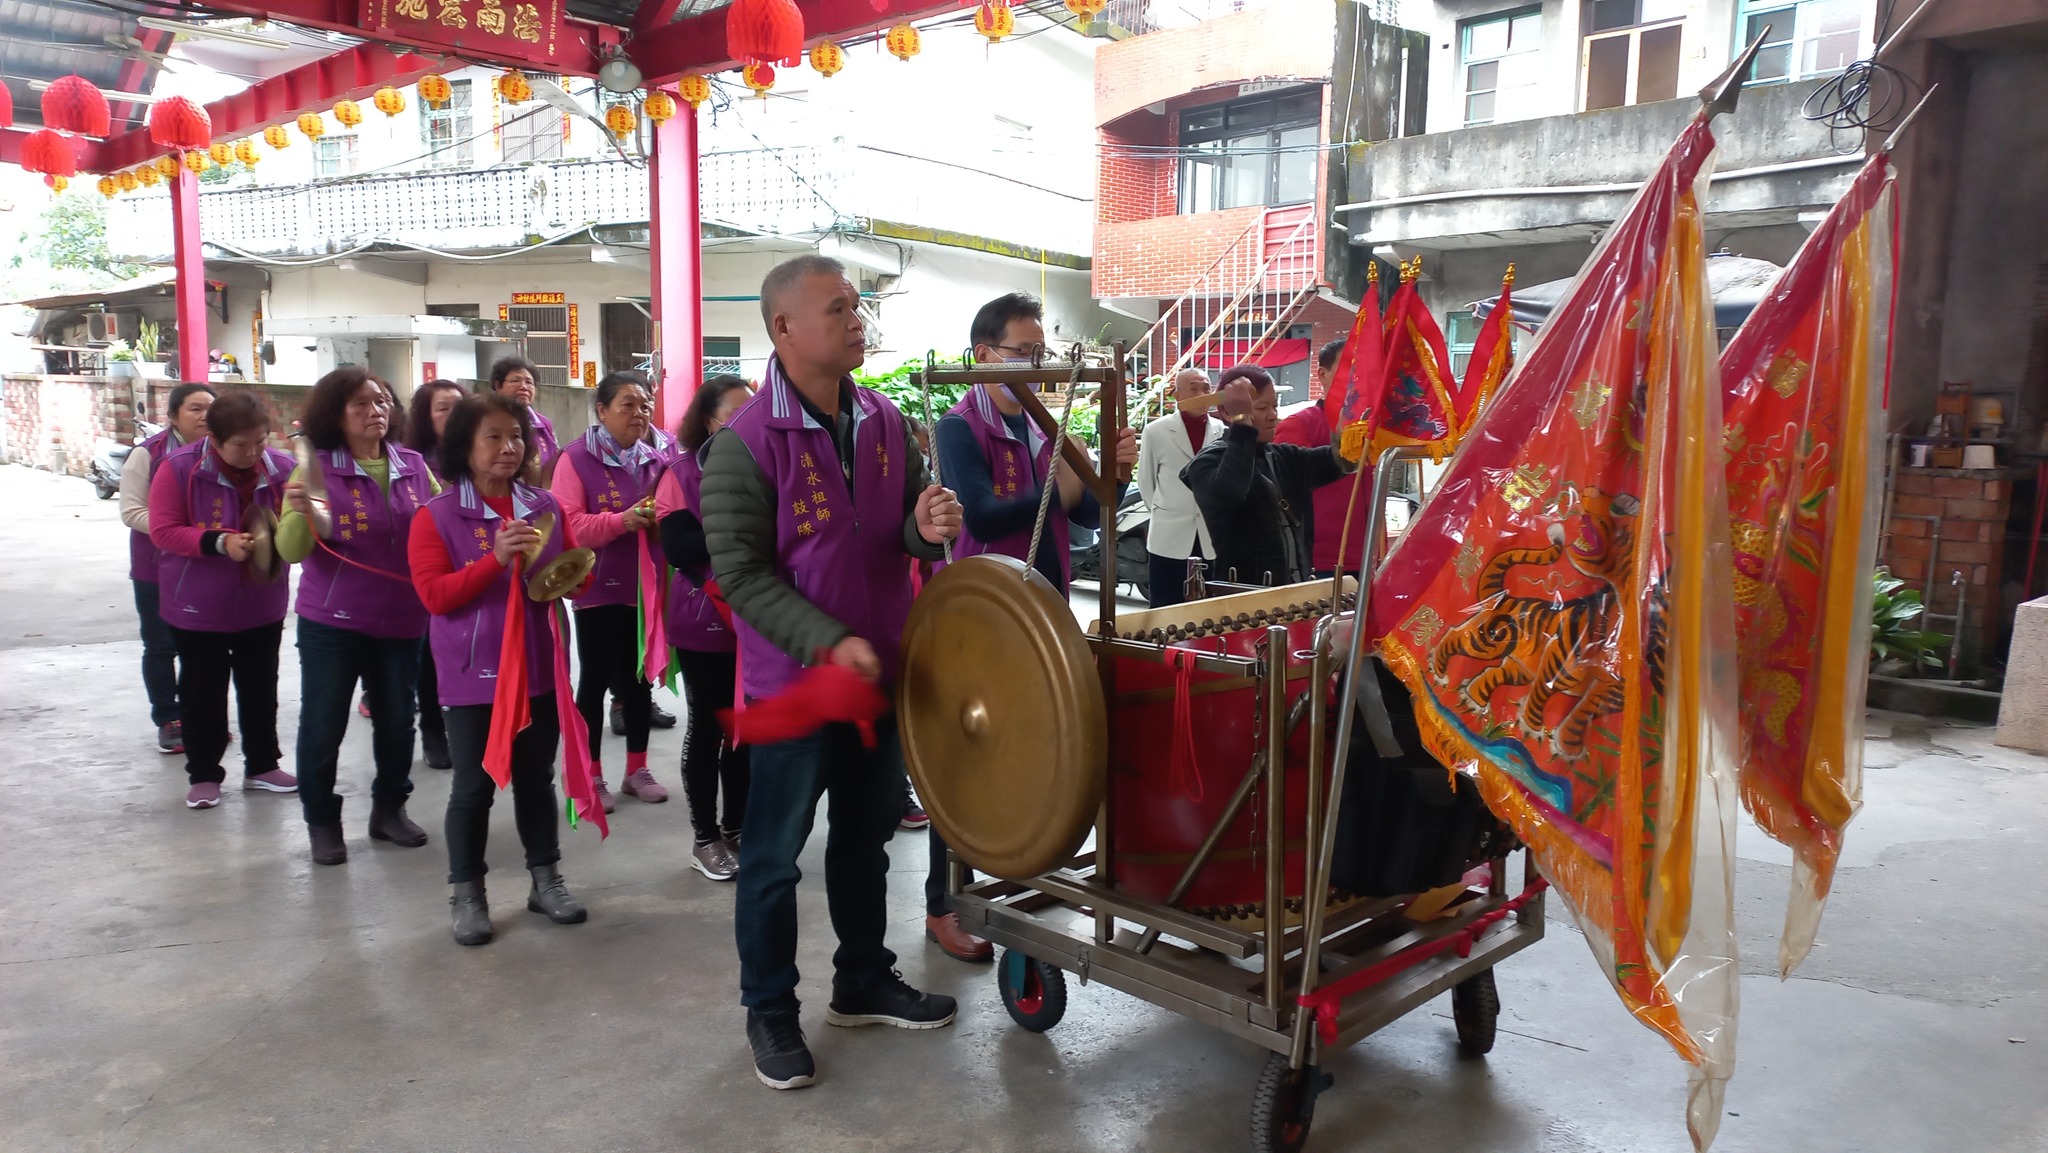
[638,530,669,686]
[549,601,609,838]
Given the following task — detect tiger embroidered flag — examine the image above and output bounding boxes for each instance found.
[1368,113,1742,1150]
[1718,151,1894,976]
[1459,265,1518,435]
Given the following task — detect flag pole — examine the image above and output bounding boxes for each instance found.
[1880,83,1942,154]
[1699,32,1773,117]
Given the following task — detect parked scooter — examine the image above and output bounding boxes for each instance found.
[1069,487,1152,600]
[89,419,162,501]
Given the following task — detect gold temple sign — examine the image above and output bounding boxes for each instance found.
[360,0,561,55]
[511,291,566,305]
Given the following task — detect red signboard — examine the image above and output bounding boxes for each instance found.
[361,0,565,59]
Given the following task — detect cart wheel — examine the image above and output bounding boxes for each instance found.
[997,948,1067,1032]
[1250,1051,1332,1153]
[1452,968,1499,1057]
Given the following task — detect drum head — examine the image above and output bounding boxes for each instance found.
[898,554,1105,881]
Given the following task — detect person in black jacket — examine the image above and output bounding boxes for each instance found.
[1182,364,1352,587]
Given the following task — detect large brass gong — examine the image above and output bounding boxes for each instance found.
[898,554,1105,881]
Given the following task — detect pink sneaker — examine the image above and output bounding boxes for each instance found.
[243,769,299,793]
[186,782,222,809]
[592,776,616,814]
[622,769,669,804]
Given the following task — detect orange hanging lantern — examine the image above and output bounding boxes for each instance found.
[334,99,363,128]
[373,86,406,117]
[45,174,68,193]
[97,175,119,198]
[263,124,291,149]
[418,74,452,106]
[1064,0,1106,19]
[726,0,804,66]
[235,138,260,165]
[297,112,325,140]
[136,165,160,188]
[642,90,677,126]
[974,1,1014,42]
[676,75,711,109]
[604,103,636,139]
[497,70,531,103]
[184,149,210,173]
[743,63,776,99]
[18,129,76,178]
[808,41,844,77]
[886,23,921,61]
[148,95,212,150]
[116,169,139,192]
[42,75,111,137]
[208,141,232,165]
[154,154,180,178]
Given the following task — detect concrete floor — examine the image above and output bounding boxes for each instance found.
[2,461,2045,1153]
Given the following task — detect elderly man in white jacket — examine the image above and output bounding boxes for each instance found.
[1136,368,1222,607]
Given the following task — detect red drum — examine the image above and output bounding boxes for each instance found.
[1107,618,1331,917]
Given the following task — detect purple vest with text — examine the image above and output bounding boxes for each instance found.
[562,434,661,610]
[156,441,294,633]
[127,428,178,583]
[530,409,562,471]
[425,481,568,708]
[293,445,434,638]
[942,386,1070,586]
[722,364,913,699]
[661,453,734,653]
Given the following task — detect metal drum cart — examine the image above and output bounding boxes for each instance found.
[899,355,1546,1153]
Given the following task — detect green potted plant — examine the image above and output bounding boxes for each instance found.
[134,320,166,379]
[104,338,138,379]
[1870,568,1949,678]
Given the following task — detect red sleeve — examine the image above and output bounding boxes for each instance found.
[1274,406,1326,448]
[551,454,626,551]
[148,457,206,557]
[410,507,506,615]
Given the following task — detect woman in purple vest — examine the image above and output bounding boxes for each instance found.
[655,373,754,880]
[278,367,439,866]
[409,392,588,946]
[146,390,300,810]
[551,371,665,813]
[120,382,215,754]
[487,355,561,481]
[404,379,466,771]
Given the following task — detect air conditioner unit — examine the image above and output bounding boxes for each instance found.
[87,312,130,343]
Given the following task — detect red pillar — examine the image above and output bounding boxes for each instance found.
[648,94,703,432]
[168,167,209,386]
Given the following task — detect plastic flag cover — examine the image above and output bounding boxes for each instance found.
[1368,115,1741,1149]
[1371,263,1467,462]
[1717,153,1894,975]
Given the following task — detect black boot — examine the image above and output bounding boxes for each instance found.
[649,701,677,729]
[450,881,492,946]
[368,799,429,847]
[527,865,588,924]
[308,816,347,866]
[420,724,452,770]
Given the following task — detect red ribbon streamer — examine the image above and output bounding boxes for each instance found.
[1166,648,1205,802]
[481,556,530,789]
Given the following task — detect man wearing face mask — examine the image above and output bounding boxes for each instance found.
[926,292,1138,963]
[1182,363,1352,587]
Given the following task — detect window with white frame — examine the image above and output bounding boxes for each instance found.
[1581,0,1685,111]
[1741,0,1866,84]
[500,73,566,164]
[1459,8,1543,127]
[314,134,359,178]
[420,78,474,169]
[1176,87,1320,215]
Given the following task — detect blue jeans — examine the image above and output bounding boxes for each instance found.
[133,580,179,727]
[294,617,420,826]
[735,716,905,1014]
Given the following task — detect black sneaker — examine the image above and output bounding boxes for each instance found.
[825,970,957,1030]
[745,1010,815,1090]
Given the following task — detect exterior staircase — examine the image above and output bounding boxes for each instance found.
[1128,204,1321,387]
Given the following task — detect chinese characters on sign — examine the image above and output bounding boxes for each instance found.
[360,0,559,54]
[511,291,566,305]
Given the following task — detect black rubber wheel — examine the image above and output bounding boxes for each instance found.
[997,948,1067,1032]
[1251,1051,1331,1153]
[1452,968,1500,1057]
[94,480,118,500]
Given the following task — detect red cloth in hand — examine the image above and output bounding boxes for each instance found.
[719,661,889,749]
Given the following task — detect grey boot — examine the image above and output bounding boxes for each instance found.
[526,865,588,924]
[450,881,492,946]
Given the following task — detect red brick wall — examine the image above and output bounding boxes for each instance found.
[1099,114,1174,226]
[1095,205,1268,301]
[1882,466,2021,671]
[1095,0,1335,128]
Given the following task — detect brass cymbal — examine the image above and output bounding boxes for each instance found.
[291,436,334,538]
[528,547,595,602]
[241,503,282,584]
[522,511,557,567]
[897,554,1106,881]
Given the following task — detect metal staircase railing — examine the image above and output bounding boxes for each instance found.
[1126,208,1319,385]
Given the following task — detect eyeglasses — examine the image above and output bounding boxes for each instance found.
[988,342,1044,360]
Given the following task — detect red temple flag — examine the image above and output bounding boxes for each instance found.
[1458,265,1518,434]
[1370,113,1740,1150]
[1368,258,1465,461]
[1320,260,1387,460]
[1717,152,1895,975]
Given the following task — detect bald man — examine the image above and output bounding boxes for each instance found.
[1136,368,1222,607]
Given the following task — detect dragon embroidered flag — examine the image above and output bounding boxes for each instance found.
[1718,152,1894,976]
[1369,114,1741,1150]
[1370,260,1467,461]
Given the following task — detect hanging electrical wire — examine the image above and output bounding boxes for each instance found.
[1800,0,1923,149]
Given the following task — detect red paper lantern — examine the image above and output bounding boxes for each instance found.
[149,96,212,151]
[42,75,110,137]
[0,81,13,130]
[726,0,804,67]
[19,129,76,178]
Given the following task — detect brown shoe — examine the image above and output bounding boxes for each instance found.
[925,913,993,963]
[368,799,429,848]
